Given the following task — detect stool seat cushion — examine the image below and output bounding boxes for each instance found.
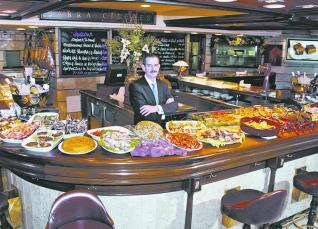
[0,192,9,213]
[57,220,113,229]
[221,189,286,225]
[294,172,318,197]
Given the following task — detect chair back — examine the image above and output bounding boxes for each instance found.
[46,190,114,229]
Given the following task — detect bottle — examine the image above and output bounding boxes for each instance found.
[290,72,298,86]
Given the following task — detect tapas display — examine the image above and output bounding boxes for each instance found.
[59,136,97,155]
[165,132,202,151]
[197,128,245,147]
[28,112,59,129]
[0,122,39,143]
[86,127,108,141]
[99,126,140,154]
[22,130,64,152]
[166,120,206,135]
[134,121,164,140]
[240,117,278,138]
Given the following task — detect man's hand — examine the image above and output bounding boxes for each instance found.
[140,105,158,116]
[165,97,175,104]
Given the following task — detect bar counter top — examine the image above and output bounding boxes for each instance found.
[0,130,317,195]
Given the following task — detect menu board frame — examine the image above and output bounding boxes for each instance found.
[59,28,108,78]
[286,38,318,62]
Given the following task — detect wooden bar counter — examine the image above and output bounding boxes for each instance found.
[0,130,317,228]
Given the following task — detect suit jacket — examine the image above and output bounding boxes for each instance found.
[129,77,178,124]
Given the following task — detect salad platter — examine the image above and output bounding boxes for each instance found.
[166,120,206,135]
[28,112,59,129]
[86,127,108,141]
[98,126,140,154]
[22,130,64,152]
[165,132,203,151]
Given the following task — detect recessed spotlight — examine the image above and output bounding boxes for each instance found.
[265,0,284,3]
[263,4,285,8]
[237,34,244,37]
[297,4,318,9]
[28,25,38,29]
[140,4,151,8]
[214,0,237,2]
[191,32,198,34]
[16,28,26,31]
[215,33,223,36]
[2,10,16,14]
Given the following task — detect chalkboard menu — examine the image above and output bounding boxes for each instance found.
[152,33,186,71]
[112,32,186,71]
[60,29,108,77]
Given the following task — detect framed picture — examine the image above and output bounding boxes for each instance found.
[286,39,318,61]
[264,44,283,66]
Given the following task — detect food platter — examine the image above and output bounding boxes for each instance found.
[22,130,64,152]
[197,128,245,148]
[58,136,97,155]
[0,122,39,144]
[86,127,109,141]
[98,126,140,154]
[134,121,164,140]
[52,119,87,139]
[166,120,206,135]
[165,132,203,151]
[28,112,59,129]
[240,117,279,138]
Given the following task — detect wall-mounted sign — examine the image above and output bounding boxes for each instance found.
[286,39,318,61]
[59,29,108,77]
[41,7,156,25]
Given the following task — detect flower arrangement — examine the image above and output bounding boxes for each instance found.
[106,24,161,72]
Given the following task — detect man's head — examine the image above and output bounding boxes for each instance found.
[142,54,160,81]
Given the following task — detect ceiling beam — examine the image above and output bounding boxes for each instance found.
[169,0,289,17]
[10,0,81,19]
[165,14,288,27]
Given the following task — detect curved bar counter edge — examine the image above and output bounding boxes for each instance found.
[0,133,317,229]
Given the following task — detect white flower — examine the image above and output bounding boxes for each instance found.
[121,38,131,47]
[142,44,149,53]
[120,48,130,63]
[133,51,142,60]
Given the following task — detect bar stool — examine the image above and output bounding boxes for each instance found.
[221,189,287,229]
[0,192,12,229]
[293,171,318,228]
[46,190,114,229]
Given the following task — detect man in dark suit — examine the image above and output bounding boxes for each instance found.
[129,54,178,125]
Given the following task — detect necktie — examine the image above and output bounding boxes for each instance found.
[151,83,159,105]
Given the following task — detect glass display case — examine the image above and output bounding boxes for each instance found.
[210,35,263,68]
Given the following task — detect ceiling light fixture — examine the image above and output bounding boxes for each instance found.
[0,13,8,16]
[163,30,171,33]
[28,25,39,29]
[2,10,16,14]
[214,0,237,2]
[264,0,284,3]
[140,4,151,8]
[263,4,285,8]
[215,33,223,36]
[191,32,198,34]
[16,28,26,31]
[297,4,318,8]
